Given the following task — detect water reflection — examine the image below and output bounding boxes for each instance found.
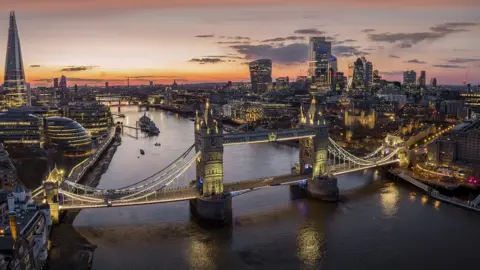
[434,200,441,209]
[188,238,217,270]
[296,224,324,267]
[380,182,400,217]
[421,195,429,205]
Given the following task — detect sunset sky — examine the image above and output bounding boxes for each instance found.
[1,0,479,86]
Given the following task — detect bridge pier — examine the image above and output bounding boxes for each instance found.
[189,196,232,227]
[307,175,339,201]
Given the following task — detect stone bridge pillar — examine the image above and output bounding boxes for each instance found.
[191,100,232,226]
[298,97,339,201]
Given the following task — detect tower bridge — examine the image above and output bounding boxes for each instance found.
[34,98,406,225]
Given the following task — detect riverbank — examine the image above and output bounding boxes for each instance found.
[390,168,480,214]
[48,134,121,270]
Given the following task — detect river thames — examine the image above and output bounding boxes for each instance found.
[73,107,480,270]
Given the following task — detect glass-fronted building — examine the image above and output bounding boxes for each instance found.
[0,109,44,153]
[249,59,272,93]
[64,102,112,138]
[45,117,92,157]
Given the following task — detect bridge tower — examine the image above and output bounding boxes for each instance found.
[298,97,339,201]
[191,100,232,226]
[43,165,64,224]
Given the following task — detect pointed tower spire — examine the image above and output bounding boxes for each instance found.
[4,11,27,108]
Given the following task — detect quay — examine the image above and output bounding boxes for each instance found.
[390,168,480,213]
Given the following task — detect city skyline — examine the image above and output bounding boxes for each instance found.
[0,1,479,86]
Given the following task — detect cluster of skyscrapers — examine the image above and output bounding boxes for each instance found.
[403,70,433,89]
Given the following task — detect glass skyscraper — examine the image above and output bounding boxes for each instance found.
[308,37,332,90]
[3,11,27,109]
[249,59,272,93]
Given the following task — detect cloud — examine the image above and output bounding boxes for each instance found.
[230,43,308,64]
[203,55,244,60]
[217,41,250,44]
[228,36,250,40]
[404,59,426,64]
[362,29,375,33]
[29,65,41,68]
[189,58,228,64]
[433,64,467,69]
[447,58,480,63]
[380,71,404,76]
[294,28,325,35]
[368,22,478,48]
[332,45,370,57]
[195,34,214,38]
[389,55,401,58]
[60,65,99,72]
[262,36,305,42]
[333,39,357,45]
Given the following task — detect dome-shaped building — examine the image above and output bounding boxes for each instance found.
[45,117,92,157]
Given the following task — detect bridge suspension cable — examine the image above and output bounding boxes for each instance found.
[115,151,200,201]
[62,144,195,193]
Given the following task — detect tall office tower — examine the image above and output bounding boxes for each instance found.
[353,58,365,89]
[53,78,59,88]
[249,59,272,93]
[403,70,416,86]
[328,55,338,88]
[364,60,373,88]
[430,78,437,89]
[347,63,354,91]
[149,81,154,87]
[105,82,109,88]
[3,11,27,108]
[418,70,426,88]
[59,75,67,89]
[308,37,332,91]
[373,70,381,83]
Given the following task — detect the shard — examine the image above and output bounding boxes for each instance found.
[3,11,27,108]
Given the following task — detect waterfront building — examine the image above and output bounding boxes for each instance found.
[45,117,93,157]
[0,109,44,153]
[427,119,480,173]
[403,70,416,87]
[64,102,113,138]
[3,11,27,109]
[0,187,50,269]
[0,143,16,188]
[249,59,272,93]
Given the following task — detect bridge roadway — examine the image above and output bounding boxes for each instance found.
[59,173,310,210]
[60,160,403,210]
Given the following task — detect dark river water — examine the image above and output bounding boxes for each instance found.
[73,107,480,270]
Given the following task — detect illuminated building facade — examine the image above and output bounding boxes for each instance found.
[249,59,272,93]
[308,37,335,92]
[0,109,44,153]
[3,12,27,109]
[428,119,480,171]
[344,109,376,129]
[353,58,365,89]
[64,102,112,138]
[403,70,416,87]
[0,143,16,188]
[45,117,92,157]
